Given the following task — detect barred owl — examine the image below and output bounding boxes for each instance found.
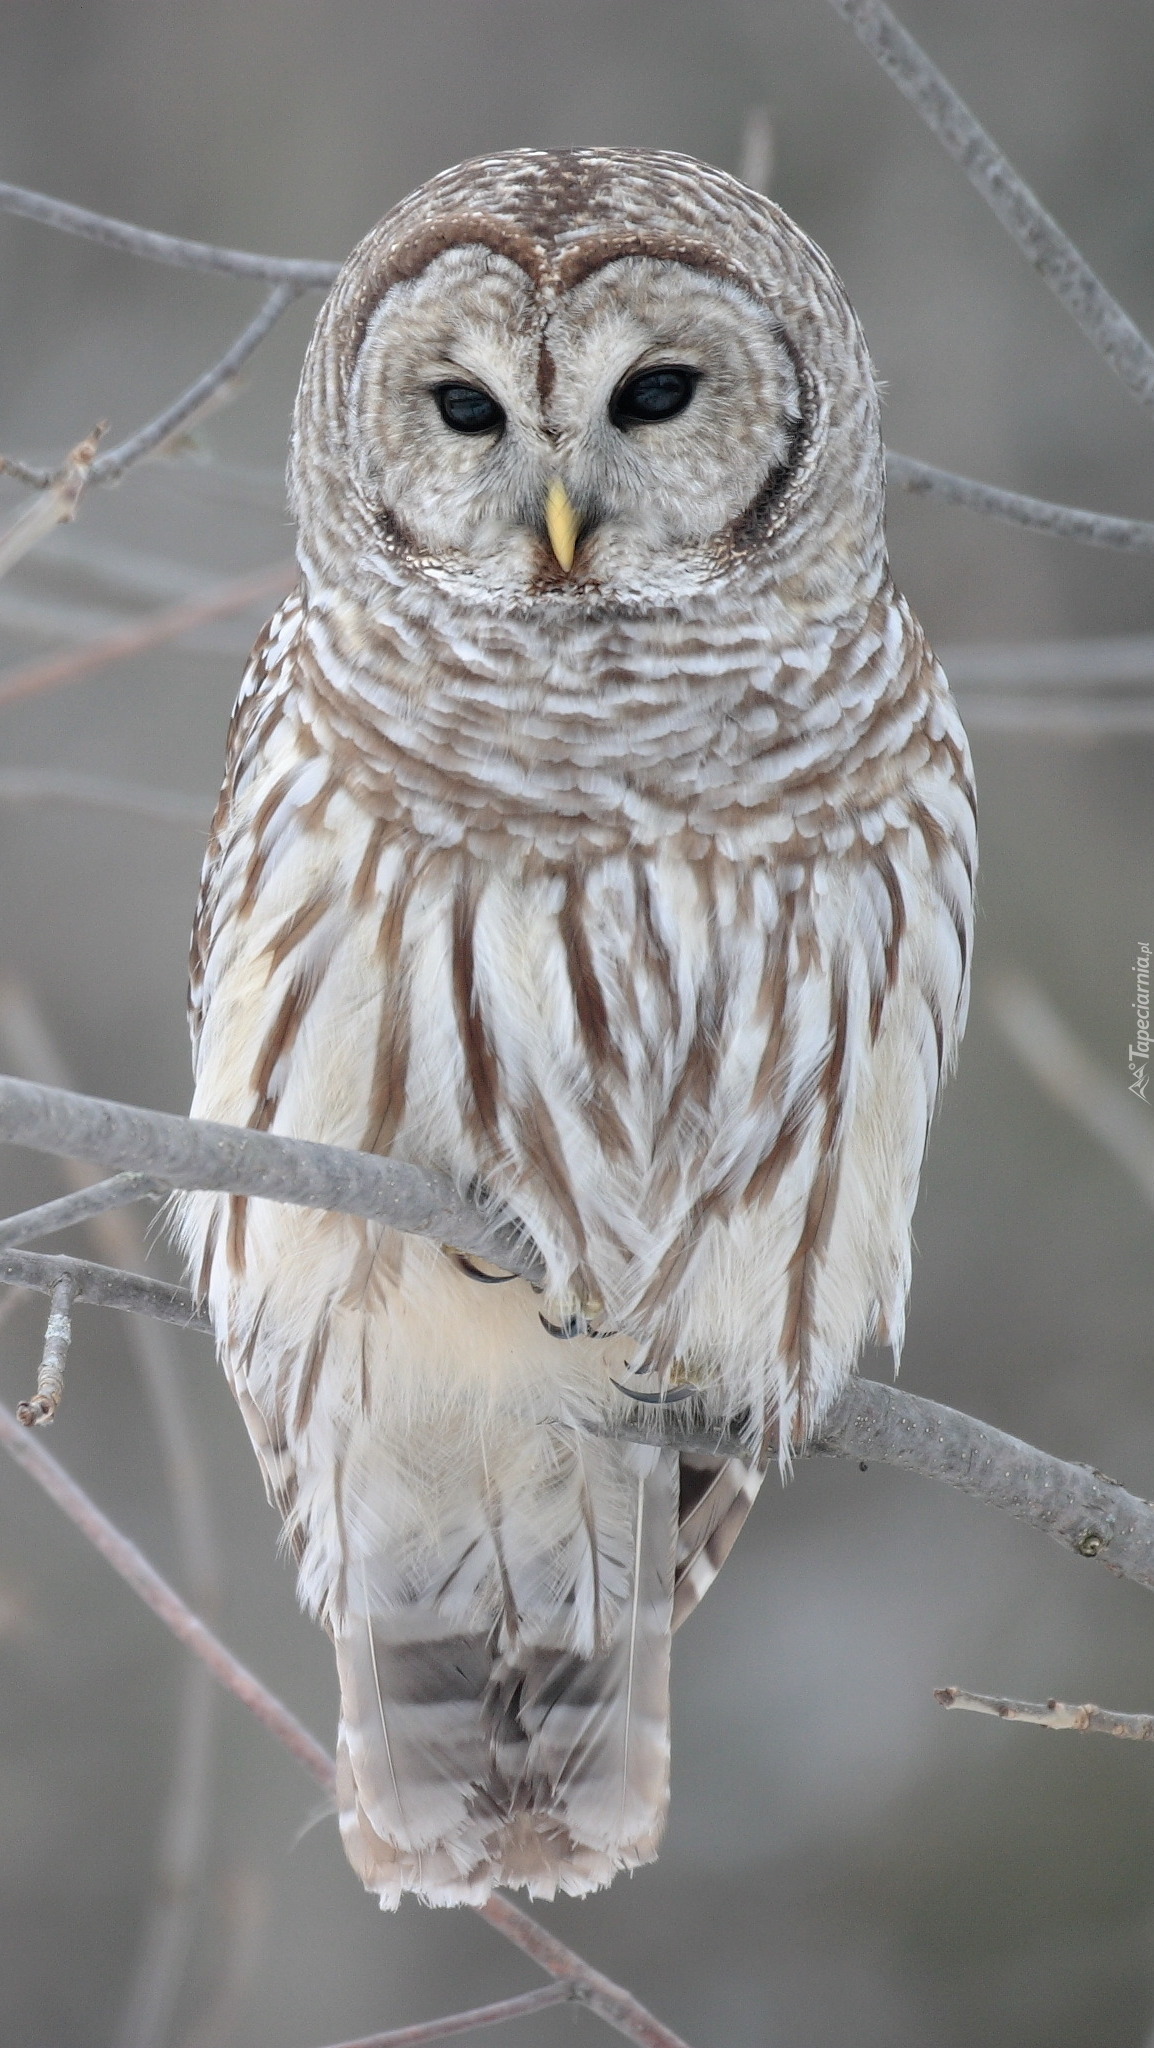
[180,148,975,1908]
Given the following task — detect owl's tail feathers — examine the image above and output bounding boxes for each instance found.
[332,1446,677,1908]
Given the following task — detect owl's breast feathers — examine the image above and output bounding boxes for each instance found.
[190,581,973,1439]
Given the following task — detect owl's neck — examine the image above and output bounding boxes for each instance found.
[291,565,940,863]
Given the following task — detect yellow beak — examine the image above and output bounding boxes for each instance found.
[544,477,580,572]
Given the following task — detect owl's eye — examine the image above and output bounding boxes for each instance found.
[433,382,505,435]
[610,364,699,429]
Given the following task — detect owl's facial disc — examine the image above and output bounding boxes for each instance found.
[348,244,802,606]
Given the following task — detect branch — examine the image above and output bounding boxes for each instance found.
[0,179,338,287]
[0,1171,166,1249]
[88,284,301,484]
[885,453,1154,553]
[0,1399,696,2048]
[0,983,225,2048]
[0,1244,206,1327]
[0,1073,545,1280]
[0,561,293,709]
[828,0,1154,415]
[613,1377,1154,1592]
[3,284,302,494]
[0,427,102,577]
[3,1075,1154,1598]
[936,1687,1154,1742]
[0,1396,333,1783]
[475,1897,694,2048]
[312,1986,574,2048]
[5,171,1152,560]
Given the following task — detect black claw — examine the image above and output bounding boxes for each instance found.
[539,1311,586,1339]
[610,1376,702,1406]
[450,1251,517,1285]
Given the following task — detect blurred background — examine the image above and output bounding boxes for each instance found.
[0,2,1152,2043]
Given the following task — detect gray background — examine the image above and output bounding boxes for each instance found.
[0,2,1152,2043]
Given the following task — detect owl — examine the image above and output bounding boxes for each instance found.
[180,149,975,1908]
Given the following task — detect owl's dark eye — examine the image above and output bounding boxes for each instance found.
[433,382,505,435]
[610,364,699,429]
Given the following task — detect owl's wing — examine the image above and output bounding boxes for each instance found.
[189,591,302,1063]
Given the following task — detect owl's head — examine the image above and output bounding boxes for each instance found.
[291,149,885,622]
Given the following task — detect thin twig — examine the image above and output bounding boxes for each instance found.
[312,1985,574,2048]
[0,179,338,287]
[476,1897,695,2048]
[16,1275,75,1425]
[0,1395,333,1783]
[988,972,1154,1203]
[0,984,223,2048]
[90,284,301,484]
[0,561,293,709]
[0,1171,166,1249]
[3,288,301,491]
[828,0,1154,414]
[0,1244,205,1327]
[885,453,1154,553]
[0,771,210,828]
[0,1403,696,2048]
[0,1073,545,1280]
[0,427,103,578]
[936,1687,1154,1741]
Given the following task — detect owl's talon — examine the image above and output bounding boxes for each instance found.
[448,1249,518,1285]
[610,1376,702,1406]
[539,1310,587,1339]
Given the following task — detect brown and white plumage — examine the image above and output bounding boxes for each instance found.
[179,148,975,1907]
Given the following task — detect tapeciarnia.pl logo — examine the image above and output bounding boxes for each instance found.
[1130,942,1151,1102]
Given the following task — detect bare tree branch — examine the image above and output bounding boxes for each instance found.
[0,427,103,577]
[0,1399,696,2048]
[475,1898,694,2048]
[2,1073,1154,1597]
[0,1073,546,1280]
[0,1395,333,1783]
[810,1380,1154,1585]
[2,286,302,494]
[885,453,1154,552]
[312,1985,574,2048]
[0,1171,166,1249]
[936,1687,1154,1741]
[0,984,224,2048]
[175,1868,268,2048]
[90,285,300,484]
[0,179,338,287]
[827,0,1154,414]
[0,1243,205,1326]
[0,561,293,709]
